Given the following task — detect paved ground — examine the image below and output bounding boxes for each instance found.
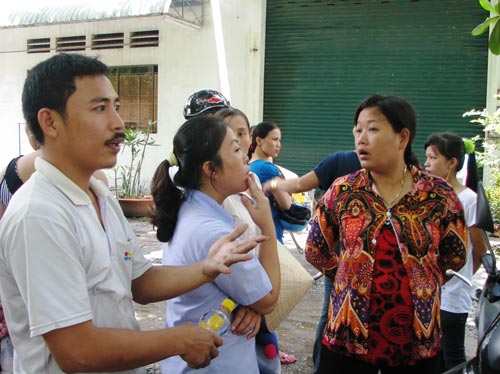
[129,217,487,373]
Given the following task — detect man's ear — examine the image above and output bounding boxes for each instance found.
[37,108,60,140]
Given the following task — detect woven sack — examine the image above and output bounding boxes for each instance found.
[264,241,315,331]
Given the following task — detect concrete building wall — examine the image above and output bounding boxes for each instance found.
[0,0,266,187]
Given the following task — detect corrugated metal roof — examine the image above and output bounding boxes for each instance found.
[1,0,202,28]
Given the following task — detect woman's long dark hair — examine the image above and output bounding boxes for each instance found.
[150,116,227,242]
[354,94,420,167]
[424,132,478,192]
[248,121,280,159]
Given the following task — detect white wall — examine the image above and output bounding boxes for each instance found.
[0,0,266,189]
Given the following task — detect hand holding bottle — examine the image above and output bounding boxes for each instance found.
[199,298,236,336]
[177,323,222,369]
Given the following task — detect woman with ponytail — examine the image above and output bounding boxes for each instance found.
[424,132,488,371]
[305,94,467,373]
[151,116,280,374]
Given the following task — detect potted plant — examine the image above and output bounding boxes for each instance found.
[115,120,158,217]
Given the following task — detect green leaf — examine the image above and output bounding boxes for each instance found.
[480,0,495,13]
[490,19,500,54]
[472,16,499,36]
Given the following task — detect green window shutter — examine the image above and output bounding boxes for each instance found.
[264,0,488,175]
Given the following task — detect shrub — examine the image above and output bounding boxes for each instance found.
[464,107,500,223]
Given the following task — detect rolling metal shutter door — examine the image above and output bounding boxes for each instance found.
[264,0,488,175]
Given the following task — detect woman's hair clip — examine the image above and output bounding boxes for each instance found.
[166,152,178,166]
[463,138,475,155]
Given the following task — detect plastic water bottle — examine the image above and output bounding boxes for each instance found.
[199,298,236,336]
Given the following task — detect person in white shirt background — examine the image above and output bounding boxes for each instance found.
[424,131,488,371]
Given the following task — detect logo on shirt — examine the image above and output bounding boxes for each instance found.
[123,251,133,261]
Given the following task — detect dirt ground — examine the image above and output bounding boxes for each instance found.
[131,218,321,373]
[129,218,483,374]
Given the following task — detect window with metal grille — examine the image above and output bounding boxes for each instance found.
[56,35,86,52]
[27,38,51,54]
[130,30,159,48]
[92,32,125,50]
[108,65,158,132]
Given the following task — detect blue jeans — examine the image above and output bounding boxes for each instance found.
[313,276,332,374]
[440,309,468,370]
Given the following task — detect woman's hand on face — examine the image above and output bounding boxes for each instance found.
[240,174,274,229]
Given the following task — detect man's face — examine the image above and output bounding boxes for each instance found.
[57,75,124,174]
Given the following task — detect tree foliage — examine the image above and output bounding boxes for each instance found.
[464,107,500,221]
[472,0,500,55]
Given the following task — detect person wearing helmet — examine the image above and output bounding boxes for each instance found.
[183,89,230,119]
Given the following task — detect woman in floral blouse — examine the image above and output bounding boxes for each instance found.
[305,94,467,374]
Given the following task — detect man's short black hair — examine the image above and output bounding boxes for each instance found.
[22,53,109,145]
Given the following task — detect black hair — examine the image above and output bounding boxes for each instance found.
[22,53,109,145]
[214,107,251,130]
[424,132,478,192]
[150,116,228,242]
[248,121,280,159]
[354,94,419,167]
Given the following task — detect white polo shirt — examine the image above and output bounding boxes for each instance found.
[0,158,152,374]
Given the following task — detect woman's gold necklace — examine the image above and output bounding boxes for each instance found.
[377,166,407,208]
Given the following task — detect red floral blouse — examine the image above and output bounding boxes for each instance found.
[305,166,467,365]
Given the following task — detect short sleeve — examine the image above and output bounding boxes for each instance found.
[437,186,468,276]
[10,214,93,337]
[252,161,281,184]
[460,188,477,228]
[215,258,272,306]
[314,153,339,190]
[204,226,271,306]
[313,152,361,191]
[305,182,340,279]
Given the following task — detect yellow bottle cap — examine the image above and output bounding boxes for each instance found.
[221,298,236,313]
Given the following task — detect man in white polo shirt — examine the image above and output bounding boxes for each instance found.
[0,53,263,374]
